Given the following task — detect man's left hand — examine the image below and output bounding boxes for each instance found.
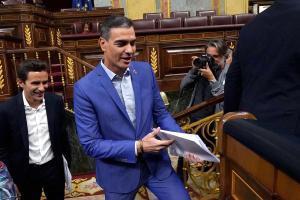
[184,152,204,164]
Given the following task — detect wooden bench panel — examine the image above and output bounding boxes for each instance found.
[220,113,300,200]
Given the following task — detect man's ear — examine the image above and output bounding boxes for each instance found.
[99,37,107,52]
[17,78,25,89]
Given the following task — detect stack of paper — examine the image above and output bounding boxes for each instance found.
[158,129,220,163]
[62,155,72,192]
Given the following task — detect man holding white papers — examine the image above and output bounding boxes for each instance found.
[158,130,219,163]
[74,16,202,200]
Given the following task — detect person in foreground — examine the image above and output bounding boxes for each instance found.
[0,59,71,200]
[74,16,201,200]
[224,0,300,135]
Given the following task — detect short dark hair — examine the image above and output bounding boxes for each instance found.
[206,40,228,57]
[100,16,133,40]
[17,59,49,81]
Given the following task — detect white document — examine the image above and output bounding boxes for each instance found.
[158,129,220,163]
[62,155,72,192]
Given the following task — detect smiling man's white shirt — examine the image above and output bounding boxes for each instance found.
[22,91,54,165]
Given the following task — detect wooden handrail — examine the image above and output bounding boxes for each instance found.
[173,94,224,120]
[56,47,95,70]
[6,47,95,70]
[217,111,256,154]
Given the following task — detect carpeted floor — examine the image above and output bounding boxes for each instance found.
[41,173,151,200]
[65,174,103,199]
[61,173,204,200]
[41,155,215,200]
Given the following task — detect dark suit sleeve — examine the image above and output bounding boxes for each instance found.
[0,103,9,166]
[180,67,199,91]
[224,47,242,113]
[58,97,72,167]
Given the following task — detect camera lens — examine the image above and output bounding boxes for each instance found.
[192,57,203,68]
[193,55,209,69]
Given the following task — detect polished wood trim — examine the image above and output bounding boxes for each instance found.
[173,94,224,120]
[226,135,275,191]
[231,170,264,200]
[6,47,95,70]
[0,33,22,42]
[217,111,256,155]
[219,112,300,200]
[276,171,300,200]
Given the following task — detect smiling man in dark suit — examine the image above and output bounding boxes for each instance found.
[0,59,71,200]
[224,0,300,135]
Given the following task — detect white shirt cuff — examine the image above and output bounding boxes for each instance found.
[135,141,138,156]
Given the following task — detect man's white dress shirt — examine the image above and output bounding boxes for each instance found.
[23,92,54,165]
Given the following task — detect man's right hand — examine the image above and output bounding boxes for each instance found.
[141,127,174,153]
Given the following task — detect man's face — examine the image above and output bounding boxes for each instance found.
[19,71,49,107]
[99,27,136,75]
[206,46,225,68]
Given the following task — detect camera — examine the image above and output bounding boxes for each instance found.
[192,54,215,69]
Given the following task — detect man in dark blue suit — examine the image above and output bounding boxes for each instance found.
[224,0,300,135]
[74,16,201,200]
[0,60,71,200]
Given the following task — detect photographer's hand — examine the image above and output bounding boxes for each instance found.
[191,56,198,68]
[190,56,200,76]
[199,63,216,81]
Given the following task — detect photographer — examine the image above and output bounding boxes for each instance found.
[180,40,229,121]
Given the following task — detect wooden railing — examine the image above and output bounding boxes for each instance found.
[3,47,95,108]
[174,94,224,120]
[6,47,95,69]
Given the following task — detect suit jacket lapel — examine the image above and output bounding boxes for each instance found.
[95,66,132,123]
[130,65,142,136]
[16,93,29,151]
[45,94,55,144]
